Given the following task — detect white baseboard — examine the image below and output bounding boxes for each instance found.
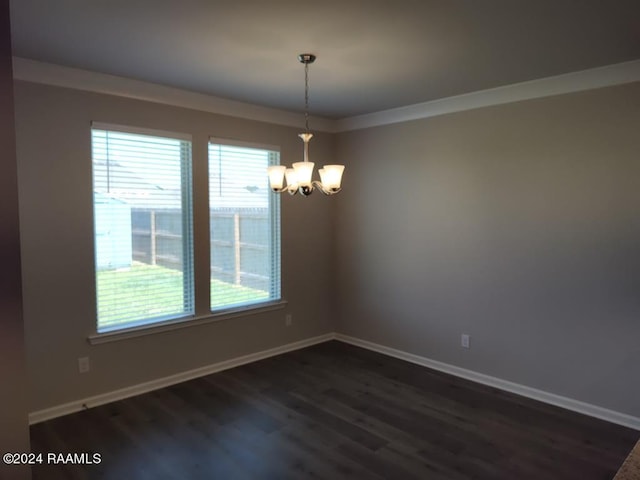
[335,333,640,431]
[30,332,640,431]
[28,333,334,425]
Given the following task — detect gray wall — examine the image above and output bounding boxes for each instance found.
[335,82,640,418]
[14,81,335,412]
[0,0,31,478]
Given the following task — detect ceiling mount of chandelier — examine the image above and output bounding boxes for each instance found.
[267,53,345,196]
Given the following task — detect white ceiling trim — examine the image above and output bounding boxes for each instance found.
[13,57,640,133]
[336,59,640,131]
[11,57,337,133]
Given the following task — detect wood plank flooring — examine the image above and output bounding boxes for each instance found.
[30,341,639,479]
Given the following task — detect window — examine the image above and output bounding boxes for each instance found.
[90,127,281,337]
[91,124,194,332]
[209,139,281,311]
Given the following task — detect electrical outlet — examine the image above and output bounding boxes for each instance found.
[285,314,292,326]
[78,356,90,373]
[461,334,470,349]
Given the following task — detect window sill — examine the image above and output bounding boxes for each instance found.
[88,300,288,345]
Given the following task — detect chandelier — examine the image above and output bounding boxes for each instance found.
[267,53,345,196]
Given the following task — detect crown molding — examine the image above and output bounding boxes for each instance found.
[336,59,640,131]
[11,57,337,133]
[13,57,640,133]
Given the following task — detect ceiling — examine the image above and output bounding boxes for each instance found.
[9,0,640,119]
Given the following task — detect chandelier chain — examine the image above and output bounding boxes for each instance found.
[304,61,310,133]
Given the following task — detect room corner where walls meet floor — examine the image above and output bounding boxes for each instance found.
[29,332,640,433]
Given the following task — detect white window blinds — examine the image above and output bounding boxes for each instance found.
[91,125,194,332]
[208,140,281,311]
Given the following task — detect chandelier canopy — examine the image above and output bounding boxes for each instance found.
[267,54,345,196]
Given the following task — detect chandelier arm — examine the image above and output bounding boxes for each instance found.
[312,180,341,196]
[271,186,299,195]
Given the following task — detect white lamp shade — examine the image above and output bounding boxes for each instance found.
[292,162,315,185]
[319,164,345,190]
[285,168,298,188]
[267,165,286,190]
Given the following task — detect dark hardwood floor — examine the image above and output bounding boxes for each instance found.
[30,341,639,479]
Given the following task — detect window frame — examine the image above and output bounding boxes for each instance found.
[90,122,195,334]
[208,137,282,314]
